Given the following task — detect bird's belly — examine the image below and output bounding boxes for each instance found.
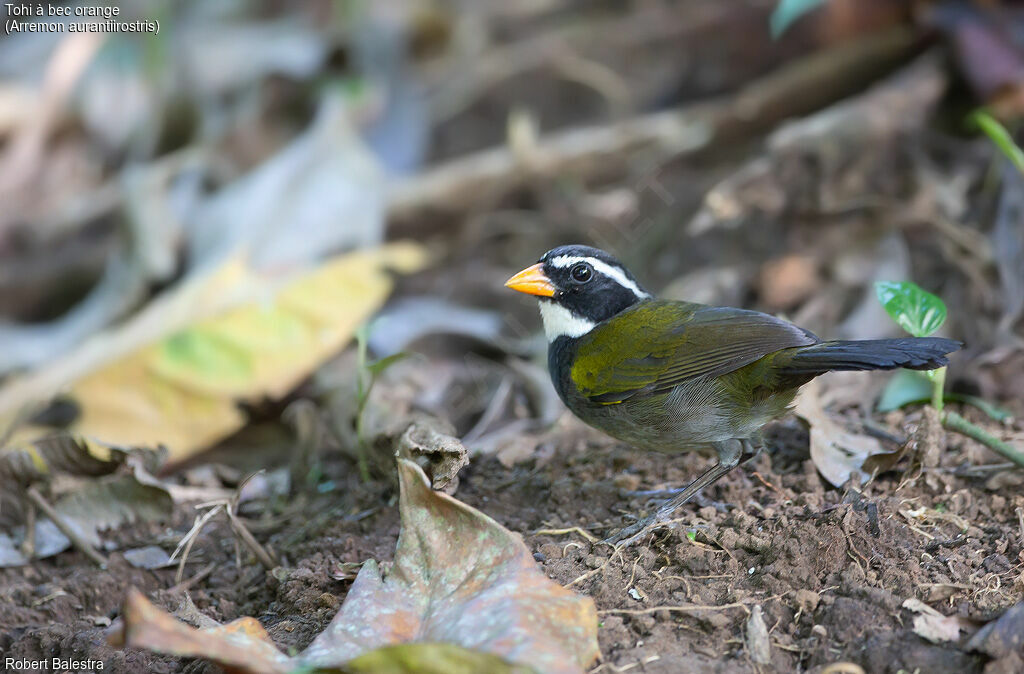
[570,378,791,451]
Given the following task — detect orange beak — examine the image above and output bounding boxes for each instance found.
[505,263,556,297]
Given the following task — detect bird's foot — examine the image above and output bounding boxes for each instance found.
[602,452,744,547]
[599,513,663,548]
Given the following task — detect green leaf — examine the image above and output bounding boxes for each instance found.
[878,370,933,412]
[367,351,411,376]
[969,109,1024,174]
[770,0,828,38]
[874,281,947,337]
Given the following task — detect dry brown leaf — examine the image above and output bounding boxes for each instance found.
[794,379,895,487]
[114,458,599,673]
[397,418,469,493]
[903,598,971,644]
[0,437,172,566]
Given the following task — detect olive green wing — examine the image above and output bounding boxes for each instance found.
[571,300,819,404]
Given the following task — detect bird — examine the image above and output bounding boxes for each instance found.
[505,244,961,546]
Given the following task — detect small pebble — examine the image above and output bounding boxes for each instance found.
[794,589,819,613]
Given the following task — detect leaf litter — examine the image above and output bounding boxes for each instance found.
[0,434,172,567]
[112,458,599,674]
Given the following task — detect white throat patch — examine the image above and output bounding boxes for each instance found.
[538,300,596,340]
[549,255,650,299]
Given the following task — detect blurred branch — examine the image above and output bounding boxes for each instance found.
[0,33,104,219]
[389,28,920,220]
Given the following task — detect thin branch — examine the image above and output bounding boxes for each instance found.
[943,411,1024,468]
[26,485,107,567]
[226,509,278,571]
[389,29,919,220]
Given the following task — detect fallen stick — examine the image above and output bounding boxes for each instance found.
[26,485,107,568]
[387,28,921,220]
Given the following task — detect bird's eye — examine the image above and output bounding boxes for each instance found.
[570,263,593,283]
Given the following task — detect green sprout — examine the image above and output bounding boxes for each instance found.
[353,324,410,482]
[969,110,1024,174]
[874,281,1024,468]
[874,281,948,412]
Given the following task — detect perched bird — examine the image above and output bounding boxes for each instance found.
[505,245,961,545]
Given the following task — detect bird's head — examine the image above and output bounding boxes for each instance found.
[505,245,650,341]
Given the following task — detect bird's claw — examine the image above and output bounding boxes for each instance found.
[599,515,661,547]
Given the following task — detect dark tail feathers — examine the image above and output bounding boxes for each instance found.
[781,337,962,376]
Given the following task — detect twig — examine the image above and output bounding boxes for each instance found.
[898,511,936,540]
[751,471,786,498]
[599,593,787,617]
[590,655,661,673]
[943,411,1024,468]
[20,498,36,560]
[25,485,106,567]
[167,562,216,595]
[170,505,223,584]
[389,29,918,220]
[226,509,278,571]
[533,526,599,544]
[566,547,624,588]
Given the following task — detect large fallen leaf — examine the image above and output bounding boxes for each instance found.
[1,243,427,463]
[794,379,896,487]
[114,459,599,673]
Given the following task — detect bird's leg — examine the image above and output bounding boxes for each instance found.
[601,439,747,547]
[622,487,730,512]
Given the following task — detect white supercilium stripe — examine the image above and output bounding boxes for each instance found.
[549,255,650,299]
[539,301,596,340]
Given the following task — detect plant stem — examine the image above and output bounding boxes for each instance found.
[930,366,946,414]
[943,411,1024,469]
[354,395,372,484]
[354,324,373,483]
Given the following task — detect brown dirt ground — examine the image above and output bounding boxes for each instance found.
[2,398,1022,673]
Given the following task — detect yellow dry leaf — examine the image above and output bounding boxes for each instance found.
[7,242,428,463]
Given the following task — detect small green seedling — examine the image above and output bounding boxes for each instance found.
[354,324,410,482]
[874,281,1024,468]
[875,281,948,412]
[969,109,1024,174]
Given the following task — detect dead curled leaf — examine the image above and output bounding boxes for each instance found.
[0,434,173,567]
[794,379,898,487]
[903,598,973,644]
[397,417,469,494]
[113,458,599,673]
